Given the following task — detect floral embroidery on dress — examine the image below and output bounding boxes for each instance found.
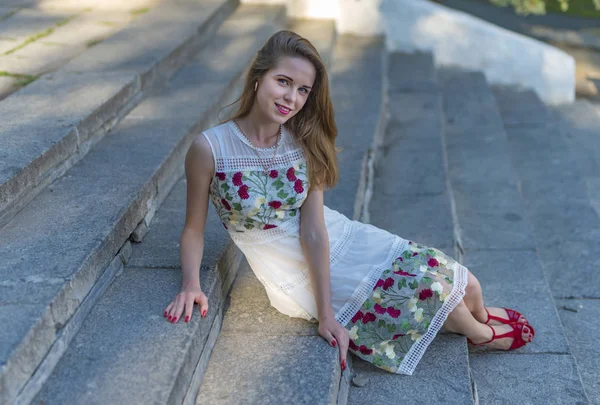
[210,160,309,232]
[345,241,456,373]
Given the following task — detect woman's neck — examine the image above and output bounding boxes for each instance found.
[235,109,281,148]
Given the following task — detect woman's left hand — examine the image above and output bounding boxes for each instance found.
[318,314,349,371]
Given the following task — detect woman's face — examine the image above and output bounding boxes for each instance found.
[255,55,317,125]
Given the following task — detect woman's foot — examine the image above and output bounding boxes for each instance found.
[468,323,534,350]
[474,307,528,326]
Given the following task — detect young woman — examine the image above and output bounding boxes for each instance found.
[163,30,534,375]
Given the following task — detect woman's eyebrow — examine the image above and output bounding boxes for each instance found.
[276,74,312,89]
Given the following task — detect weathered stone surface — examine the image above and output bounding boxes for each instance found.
[33,266,225,405]
[348,335,473,405]
[288,19,336,66]
[491,86,549,127]
[557,299,600,403]
[197,335,340,405]
[470,353,588,405]
[0,8,73,54]
[0,75,16,97]
[325,35,384,219]
[387,52,438,93]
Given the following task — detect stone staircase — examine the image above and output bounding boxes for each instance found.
[1,1,599,404]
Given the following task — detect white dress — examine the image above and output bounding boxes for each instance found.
[201,121,410,326]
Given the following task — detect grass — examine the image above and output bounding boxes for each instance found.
[0,71,37,87]
[476,0,600,18]
[3,15,77,55]
[130,8,150,17]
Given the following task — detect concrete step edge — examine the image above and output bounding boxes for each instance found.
[0,0,238,229]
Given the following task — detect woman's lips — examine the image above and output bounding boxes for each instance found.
[275,103,291,115]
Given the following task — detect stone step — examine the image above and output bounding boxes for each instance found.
[348,52,474,405]
[197,24,386,405]
[0,5,285,404]
[0,1,159,94]
[552,99,600,219]
[439,68,588,404]
[493,86,600,403]
[0,0,237,229]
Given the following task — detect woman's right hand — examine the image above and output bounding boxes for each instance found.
[164,285,208,323]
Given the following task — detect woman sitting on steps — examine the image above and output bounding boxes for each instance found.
[163,29,534,375]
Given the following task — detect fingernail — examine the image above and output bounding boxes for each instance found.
[168,316,172,321]
[185,316,190,323]
[202,310,207,317]
[164,311,168,317]
[332,340,337,347]
[341,360,346,371]
[173,317,177,322]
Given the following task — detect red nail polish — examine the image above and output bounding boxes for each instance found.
[185,316,190,323]
[202,310,207,317]
[164,311,168,317]
[173,317,177,322]
[341,360,346,371]
[168,316,172,321]
[332,341,337,347]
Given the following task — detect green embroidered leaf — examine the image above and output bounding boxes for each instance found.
[387,324,396,333]
[233,203,243,211]
[445,277,453,284]
[277,190,288,199]
[397,278,407,289]
[373,358,383,366]
[289,210,297,217]
[273,179,284,190]
[221,183,230,191]
[423,320,430,329]
[422,277,432,283]
[363,301,373,310]
[242,175,248,181]
[401,321,411,331]
[225,193,232,201]
[427,249,436,255]
[409,280,419,290]
[286,197,297,205]
[402,251,412,259]
[378,320,386,328]
[244,224,253,230]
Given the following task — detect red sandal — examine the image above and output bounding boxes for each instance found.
[484,307,530,327]
[468,322,535,351]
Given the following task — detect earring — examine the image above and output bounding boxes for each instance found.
[254,82,258,92]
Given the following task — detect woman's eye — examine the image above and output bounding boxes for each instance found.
[299,88,309,94]
[278,78,287,85]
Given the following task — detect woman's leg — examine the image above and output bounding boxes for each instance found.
[462,270,488,323]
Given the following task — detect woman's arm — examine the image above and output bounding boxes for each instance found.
[299,186,334,320]
[164,134,214,323]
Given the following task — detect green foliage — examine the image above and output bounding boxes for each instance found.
[489,0,600,15]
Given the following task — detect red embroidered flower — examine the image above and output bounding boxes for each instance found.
[412,252,418,256]
[269,170,278,178]
[221,198,231,211]
[351,310,364,324]
[294,179,304,194]
[268,201,282,209]
[374,279,385,290]
[238,185,249,199]
[286,167,297,181]
[263,224,277,230]
[216,172,226,181]
[394,269,417,277]
[387,307,401,318]
[349,340,359,351]
[396,256,403,262]
[383,277,394,290]
[392,334,405,340]
[408,241,413,245]
[419,288,433,301]
[428,258,439,267]
[362,312,377,324]
[232,172,243,186]
[374,304,387,314]
[359,345,373,355]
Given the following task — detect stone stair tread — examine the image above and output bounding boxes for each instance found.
[557,299,600,404]
[348,335,472,405]
[325,34,384,219]
[439,68,588,402]
[0,0,234,229]
[196,262,340,405]
[0,5,284,403]
[358,51,472,403]
[493,87,600,299]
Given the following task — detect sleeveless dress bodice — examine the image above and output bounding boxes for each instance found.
[201,121,410,326]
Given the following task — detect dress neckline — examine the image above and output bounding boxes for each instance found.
[229,120,285,151]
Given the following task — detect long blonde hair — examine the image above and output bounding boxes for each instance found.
[222,30,340,191]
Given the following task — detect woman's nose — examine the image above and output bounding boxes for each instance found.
[283,88,296,104]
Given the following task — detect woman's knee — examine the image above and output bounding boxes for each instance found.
[464,270,482,298]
